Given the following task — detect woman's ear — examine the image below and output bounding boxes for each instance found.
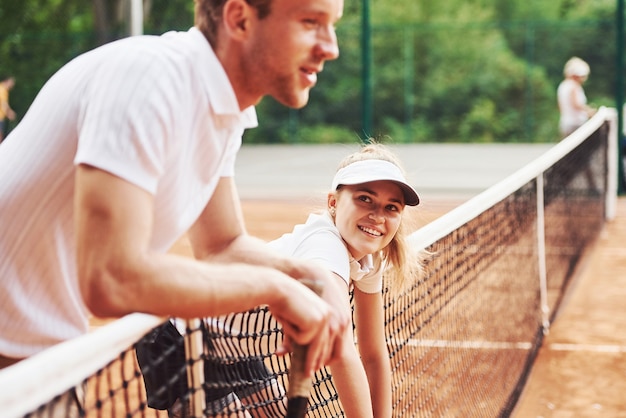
[327,193,337,210]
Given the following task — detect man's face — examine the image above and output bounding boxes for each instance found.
[241,0,343,109]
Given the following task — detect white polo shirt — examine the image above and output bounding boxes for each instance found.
[268,213,383,294]
[0,28,257,357]
[557,78,588,135]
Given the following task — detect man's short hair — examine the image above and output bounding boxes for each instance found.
[194,0,272,46]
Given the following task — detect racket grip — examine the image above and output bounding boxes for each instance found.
[286,279,324,418]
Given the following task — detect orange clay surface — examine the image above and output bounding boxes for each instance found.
[512,197,626,418]
[237,198,626,418]
[90,197,626,417]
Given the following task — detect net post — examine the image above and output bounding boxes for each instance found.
[605,107,618,220]
[129,0,143,36]
[535,174,550,335]
[184,318,206,417]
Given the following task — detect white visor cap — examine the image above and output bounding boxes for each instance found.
[331,160,420,206]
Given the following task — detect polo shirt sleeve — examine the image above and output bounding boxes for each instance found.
[74,47,178,195]
[293,229,352,287]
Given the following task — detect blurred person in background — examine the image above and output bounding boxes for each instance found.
[557,57,596,138]
[0,75,16,143]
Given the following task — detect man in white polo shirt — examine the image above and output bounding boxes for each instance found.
[0,0,348,380]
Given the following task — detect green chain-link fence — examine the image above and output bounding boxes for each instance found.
[0,18,622,144]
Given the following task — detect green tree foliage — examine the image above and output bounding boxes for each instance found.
[362,0,617,142]
[0,0,95,118]
[0,0,619,143]
[495,0,617,106]
[143,0,194,33]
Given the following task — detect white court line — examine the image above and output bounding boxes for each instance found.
[389,339,533,350]
[548,343,626,353]
[391,340,626,353]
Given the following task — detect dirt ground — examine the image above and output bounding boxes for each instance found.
[511,198,626,418]
[169,196,626,418]
[237,198,626,418]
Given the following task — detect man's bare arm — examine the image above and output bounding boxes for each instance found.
[74,165,331,368]
[187,176,350,362]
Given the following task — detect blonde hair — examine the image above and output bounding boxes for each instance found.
[563,56,590,78]
[334,142,425,294]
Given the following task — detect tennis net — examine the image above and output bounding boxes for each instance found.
[0,107,617,418]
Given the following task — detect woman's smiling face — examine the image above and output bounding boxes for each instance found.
[329,180,405,261]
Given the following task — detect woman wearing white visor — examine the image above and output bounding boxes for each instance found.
[268,142,423,418]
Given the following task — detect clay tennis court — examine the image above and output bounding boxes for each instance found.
[233,142,626,417]
[511,197,626,417]
[238,195,626,417]
[101,194,625,417]
[68,142,626,417]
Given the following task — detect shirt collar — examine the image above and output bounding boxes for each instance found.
[188,27,258,130]
[350,254,375,282]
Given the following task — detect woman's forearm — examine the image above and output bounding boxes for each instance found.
[363,355,392,417]
[330,349,374,418]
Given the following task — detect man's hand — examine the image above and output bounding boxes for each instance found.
[269,277,333,376]
[289,261,351,366]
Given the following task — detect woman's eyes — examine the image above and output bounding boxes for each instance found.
[357,195,401,212]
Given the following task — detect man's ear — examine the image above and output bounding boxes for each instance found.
[222,0,253,40]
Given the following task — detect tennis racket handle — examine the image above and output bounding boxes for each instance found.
[286,279,324,418]
[288,340,314,398]
[286,343,311,417]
